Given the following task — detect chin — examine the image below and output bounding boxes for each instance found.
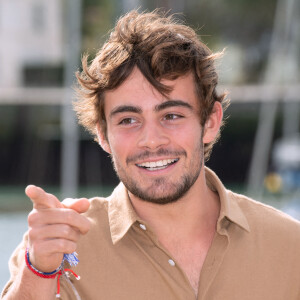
[127,177,194,205]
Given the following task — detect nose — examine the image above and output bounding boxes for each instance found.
[137,121,170,150]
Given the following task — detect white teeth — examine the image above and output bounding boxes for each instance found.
[137,158,178,170]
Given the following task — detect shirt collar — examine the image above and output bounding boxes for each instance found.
[205,167,250,233]
[108,167,250,244]
[108,183,139,244]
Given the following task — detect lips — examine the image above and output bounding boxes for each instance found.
[136,158,179,171]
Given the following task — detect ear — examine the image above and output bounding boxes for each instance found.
[96,123,112,154]
[203,102,223,144]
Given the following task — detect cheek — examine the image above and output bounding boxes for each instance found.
[171,125,202,147]
[108,131,136,158]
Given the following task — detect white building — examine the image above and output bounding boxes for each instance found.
[0,0,63,88]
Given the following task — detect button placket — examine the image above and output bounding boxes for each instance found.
[132,223,194,297]
[137,223,177,267]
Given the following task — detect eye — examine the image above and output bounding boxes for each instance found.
[163,113,183,121]
[118,117,137,125]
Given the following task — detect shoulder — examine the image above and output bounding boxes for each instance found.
[83,196,110,225]
[78,196,112,251]
[228,190,300,241]
[86,196,109,214]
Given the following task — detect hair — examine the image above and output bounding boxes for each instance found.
[74,9,229,160]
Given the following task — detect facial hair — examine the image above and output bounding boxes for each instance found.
[110,133,204,205]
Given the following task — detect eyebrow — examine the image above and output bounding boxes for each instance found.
[109,100,193,118]
[154,100,193,112]
[110,105,142,118]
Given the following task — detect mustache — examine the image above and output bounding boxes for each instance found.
[126,148,187,164]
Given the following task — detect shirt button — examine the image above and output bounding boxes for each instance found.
[168,259,175,266]
[139,224,147,230]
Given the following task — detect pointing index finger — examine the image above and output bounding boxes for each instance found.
[25,185,63,209]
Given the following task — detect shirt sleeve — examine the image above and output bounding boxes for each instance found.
[1,232,79,300]
[1,233,27,298]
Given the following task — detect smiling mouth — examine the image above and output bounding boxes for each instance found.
[136,158,179,171]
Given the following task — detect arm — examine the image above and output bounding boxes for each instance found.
[2,186,90,300]
[2,264,57,300]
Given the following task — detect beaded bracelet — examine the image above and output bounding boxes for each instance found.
[25,248,62,278]
[25,248,80,298]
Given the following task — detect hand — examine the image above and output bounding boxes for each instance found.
[25,185,91,273]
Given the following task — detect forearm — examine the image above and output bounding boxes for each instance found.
[2,264,57,300]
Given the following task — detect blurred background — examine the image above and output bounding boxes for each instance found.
[1,0,300,289]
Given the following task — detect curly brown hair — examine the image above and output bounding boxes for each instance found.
[74,9,229,160]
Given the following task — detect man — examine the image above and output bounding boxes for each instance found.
[2,9,300,300]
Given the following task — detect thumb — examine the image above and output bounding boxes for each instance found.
[25,185,63,209]
[62,198,90,213]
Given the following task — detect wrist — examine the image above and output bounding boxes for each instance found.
[24,248,80,298]
[25,248,62,278]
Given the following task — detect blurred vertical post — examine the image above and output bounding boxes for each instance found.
[247,0,298,197]
[61,0,82,198]
[282,0,300,138]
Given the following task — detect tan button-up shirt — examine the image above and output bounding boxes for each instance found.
[2,168,300,299]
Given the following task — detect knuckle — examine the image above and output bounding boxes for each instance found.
[27,210,38,226]
[65,210,74,223]
[83,218,91,234]
[28,227,36,241]
[58,238,68,250]
[58,239,76,254]
[76,216,90,235]
[56,239,65,252]
[60,224,70,237]
[62,225,76,240]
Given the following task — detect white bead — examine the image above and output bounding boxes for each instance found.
[168,259,175,266]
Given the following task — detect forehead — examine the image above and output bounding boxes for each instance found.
[104,68,198,113]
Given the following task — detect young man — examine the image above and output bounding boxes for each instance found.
[2,10,300,300]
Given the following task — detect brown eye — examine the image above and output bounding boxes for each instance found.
[164,114,182,121]
[119,118,136,125]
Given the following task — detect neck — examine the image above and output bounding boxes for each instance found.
[129,169,220,242]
